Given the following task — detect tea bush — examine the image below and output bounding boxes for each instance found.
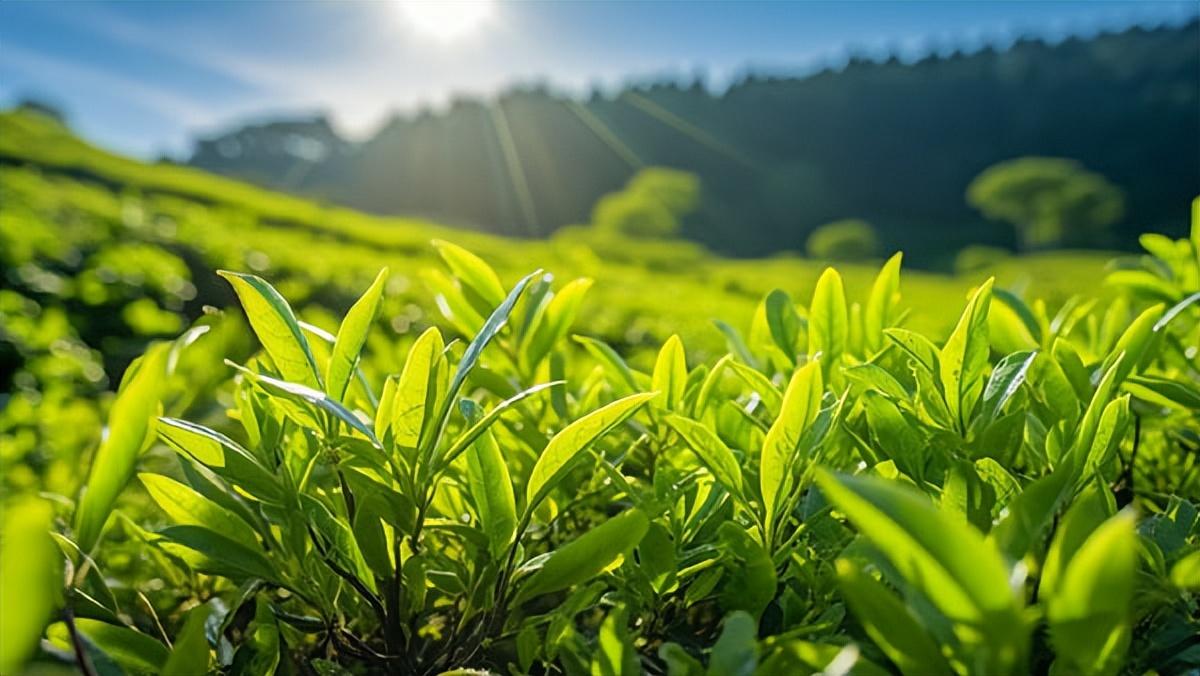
[4,205,1198,675]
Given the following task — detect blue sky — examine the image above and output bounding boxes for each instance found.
[2,1,1195,158]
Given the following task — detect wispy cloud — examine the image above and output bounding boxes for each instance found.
[2,42,214,126]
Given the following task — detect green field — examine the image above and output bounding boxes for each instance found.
[3,107,1197,676]
[0,106,1116,497]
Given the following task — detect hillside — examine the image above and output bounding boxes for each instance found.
[188,20,1200,264]
[1,107,1114,370]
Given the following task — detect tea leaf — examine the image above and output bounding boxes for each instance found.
[392,327,446,452]
[48,619,169,674]
[0,498,60,675]
[526,392,655,513]
[940,279,993,431]
[326,268,388,402]
[835,560,951,676]
[140,473,262,551]
[652,334,688,411]
[808,268,847,372]
[521,277,593,372]
[75,342,171,553]
[462,399,517,558]
[761,360,822,531]
[864,252,902,354]
[1046,511,1137,676]
[433,239,507,309]
[815,470,1019,626]
[219,270,321,388]
[515,508,648,603]
[162,604,213,676]
[665,414,745,499]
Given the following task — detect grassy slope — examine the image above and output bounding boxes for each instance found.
[0,109,1113,362]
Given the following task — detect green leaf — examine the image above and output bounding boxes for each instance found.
[863,393,925,482]
[1105,303,1164,384]
[761,361,822,532]
[526,392,656,513]
[230,598,281,676]
[989,465,1074,563]
[1067,354,1126,468]
[979,350,1037,425]
[75,342,171,553]
[808,268,847,374]
[156,525,281,583]
[759,641,891,676]
[139,473,262,551]
[864,252,903,354]
[424,267,486,335]
[218,270,321,388]
[725,360,783,417]
[461,399,517,558]
[1124,374,1200,411]
[659,643,705,676]
[991,288,1042,348]
[1040,480,1116,601]
[1046,511,1137,676]
[392,327,446,452]
[443,269,542,419]
[326,268,388,402]
[884,328,941,374]
[664,414,745,499]
[157,418,281,503]
[652,334,688,411]
[764,289,800,361]
[717,524,776,620]
[231,363,380,448]
[48,619,169,674]
[301,495,378,594]
[521,277,593,372]
[437,381,562,470]
[433,239,507,309]
[835,559,951,676]
[1170,549,1200,590]
[844,363,909,401]
[815,471,1020,627]
[939,279,993,431]
[375,375,398,440]
[712,319,759,369]
[573,335,640,394]
[0,498,60,676]
[515,508,648,603]
[638,522,677,595]
[592,604,640,676]
[707,611,758,676]
[162,604,212,676]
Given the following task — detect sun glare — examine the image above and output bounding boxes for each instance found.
[395,0,495,43]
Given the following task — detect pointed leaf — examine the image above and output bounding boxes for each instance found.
[526,392,655,512]
[218,270,321,388]
[326,268,388,401]
[75,342,171,552]
[515,508,648,603]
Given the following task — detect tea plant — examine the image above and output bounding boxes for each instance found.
[4,208,1199,675]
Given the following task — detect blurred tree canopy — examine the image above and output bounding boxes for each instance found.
[805,219,880,261]
[591,168,699,239]
[190,21,1199,266]
[967,157,1124,250]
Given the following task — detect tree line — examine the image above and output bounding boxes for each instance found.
[189,19,1200,267]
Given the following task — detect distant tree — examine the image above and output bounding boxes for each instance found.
[592,167,700,239]
[806,219,880,261]
[967,157,1124,250]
